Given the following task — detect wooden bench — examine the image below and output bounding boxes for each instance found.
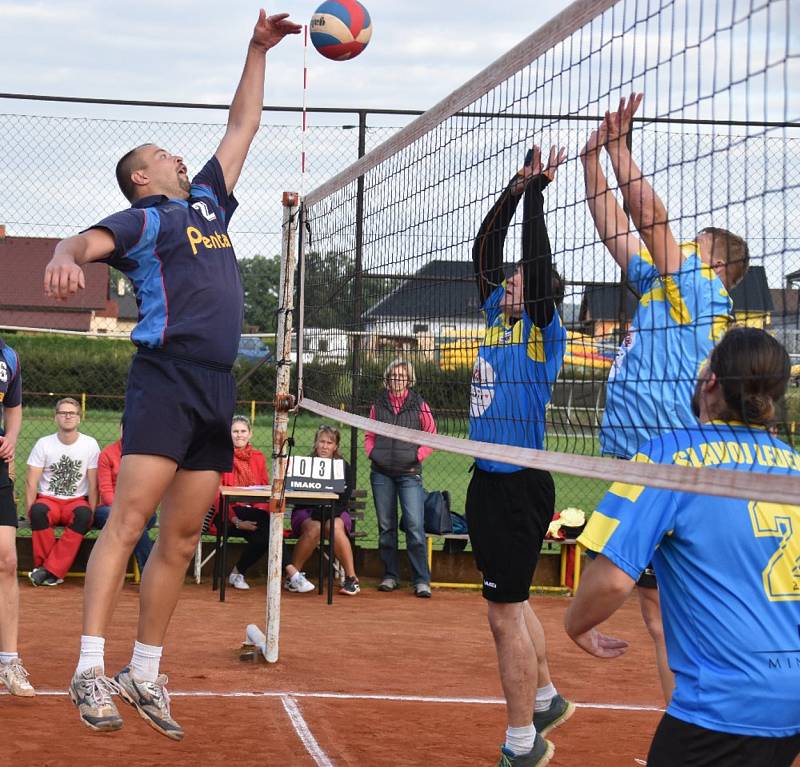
[425,532,584,594]
[16,518,143,583]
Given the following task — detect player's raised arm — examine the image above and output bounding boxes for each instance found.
[215,10,301,195]
[472,166,524,304]
[521,144,565,328]
[580,123,642,272]
[604,93,682,277]
[44,228,117,300]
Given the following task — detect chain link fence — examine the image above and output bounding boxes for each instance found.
[0,98,408,547]
[2,97,800,551]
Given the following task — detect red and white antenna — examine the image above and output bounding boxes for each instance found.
[300,23,309,197]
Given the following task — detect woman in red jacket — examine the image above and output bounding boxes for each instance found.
[209,415,270,590]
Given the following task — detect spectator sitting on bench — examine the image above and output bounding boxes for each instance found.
[207,415,271,591]
[25,398,100,587]
[93,421,157,574]
[285,425,359,596]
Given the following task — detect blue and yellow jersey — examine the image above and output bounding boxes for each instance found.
[468,284,566,472]
[90,157,244,367]
[579,422,800,737]
[601,243,733,458]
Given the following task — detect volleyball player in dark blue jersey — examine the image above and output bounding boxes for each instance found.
[467,146,572,767]
[0,338,34,697]
[45,11,300,739]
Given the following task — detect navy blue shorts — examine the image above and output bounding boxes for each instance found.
[0,460,16,527]
[122,350,235,472]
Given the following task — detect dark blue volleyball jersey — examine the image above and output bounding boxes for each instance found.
[0,337,21,437]
[90,156,244,367]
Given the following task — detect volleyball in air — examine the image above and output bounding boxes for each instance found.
[310,0,372,61]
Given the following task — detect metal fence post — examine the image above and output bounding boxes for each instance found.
[349,110,368,473]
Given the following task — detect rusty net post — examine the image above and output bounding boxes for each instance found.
[265,190,299,663]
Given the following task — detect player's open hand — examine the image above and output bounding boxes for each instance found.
[580,121,608,163]
[44,256,86,300]
[604,93,643,149]
[512,144,566,193]
[572,627,629,659]
[252,10,302,51]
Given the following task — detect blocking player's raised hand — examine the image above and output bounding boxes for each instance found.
[251,10,302,52]
[604,92,643,151]
[580,120,608,164]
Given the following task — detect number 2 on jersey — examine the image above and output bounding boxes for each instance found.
[748,502,800,601]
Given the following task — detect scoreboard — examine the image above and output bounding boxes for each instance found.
[285,456,346,493]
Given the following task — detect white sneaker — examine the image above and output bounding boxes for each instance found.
[228,572,250,590]
[284,571,315,593]
[0,657,35,697]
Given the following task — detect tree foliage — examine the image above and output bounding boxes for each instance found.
[239,254,281,332]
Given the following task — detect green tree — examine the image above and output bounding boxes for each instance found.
[239,254,281,332]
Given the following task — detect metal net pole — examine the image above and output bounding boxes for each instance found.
[265,191,299,663]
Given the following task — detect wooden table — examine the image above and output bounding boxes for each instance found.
[215,485,339,602]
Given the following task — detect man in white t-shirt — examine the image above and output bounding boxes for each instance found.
[26,398,100,586]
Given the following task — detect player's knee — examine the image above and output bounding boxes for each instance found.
[158,529,200,564]
[487,602,521,637]
[0,546,17,577]
[29,503,51,531]
[69,506,93,535]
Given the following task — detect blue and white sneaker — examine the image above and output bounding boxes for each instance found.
[114,666,183,741]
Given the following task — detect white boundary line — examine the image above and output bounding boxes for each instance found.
[281,694,333,767]
[2,687,663,712]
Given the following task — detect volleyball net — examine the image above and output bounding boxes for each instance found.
[296,0,800,503]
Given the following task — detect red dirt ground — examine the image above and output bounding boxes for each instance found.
[6,581,794,766]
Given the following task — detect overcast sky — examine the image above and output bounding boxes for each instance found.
[0,1,575,114]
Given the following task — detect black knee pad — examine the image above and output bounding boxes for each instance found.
[69,506,93,535]
[29,503,51,531]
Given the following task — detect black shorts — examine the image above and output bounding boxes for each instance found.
[648,713,800,767]
[122,350,236,472]
[638,562,658,589]
[465,466,554,603]
[0,460,16,528]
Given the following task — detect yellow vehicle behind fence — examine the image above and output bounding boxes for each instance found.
[436,329,615,373]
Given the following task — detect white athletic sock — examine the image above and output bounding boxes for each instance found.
[504,723,536,756]
[76,635,105,676]
[535,682,557,712]
[0,652,19,665]
[130,641,162,683]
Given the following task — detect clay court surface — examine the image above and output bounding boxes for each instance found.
[2,581,766,766]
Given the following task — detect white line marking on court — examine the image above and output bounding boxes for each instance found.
[281,694,333,767]
[2,688,664,712]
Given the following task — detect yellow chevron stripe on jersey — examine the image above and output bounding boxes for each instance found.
[709,314,730,341]
[609,481,645,503]
[664,275,692,324]
[577,510,620,552]
[527,325,545,362]
[639,284,665,307]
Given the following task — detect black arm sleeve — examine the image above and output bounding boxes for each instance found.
[521,174,555,328]
[472,180,524,304]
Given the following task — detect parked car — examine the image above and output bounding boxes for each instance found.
[237,336,273,363]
